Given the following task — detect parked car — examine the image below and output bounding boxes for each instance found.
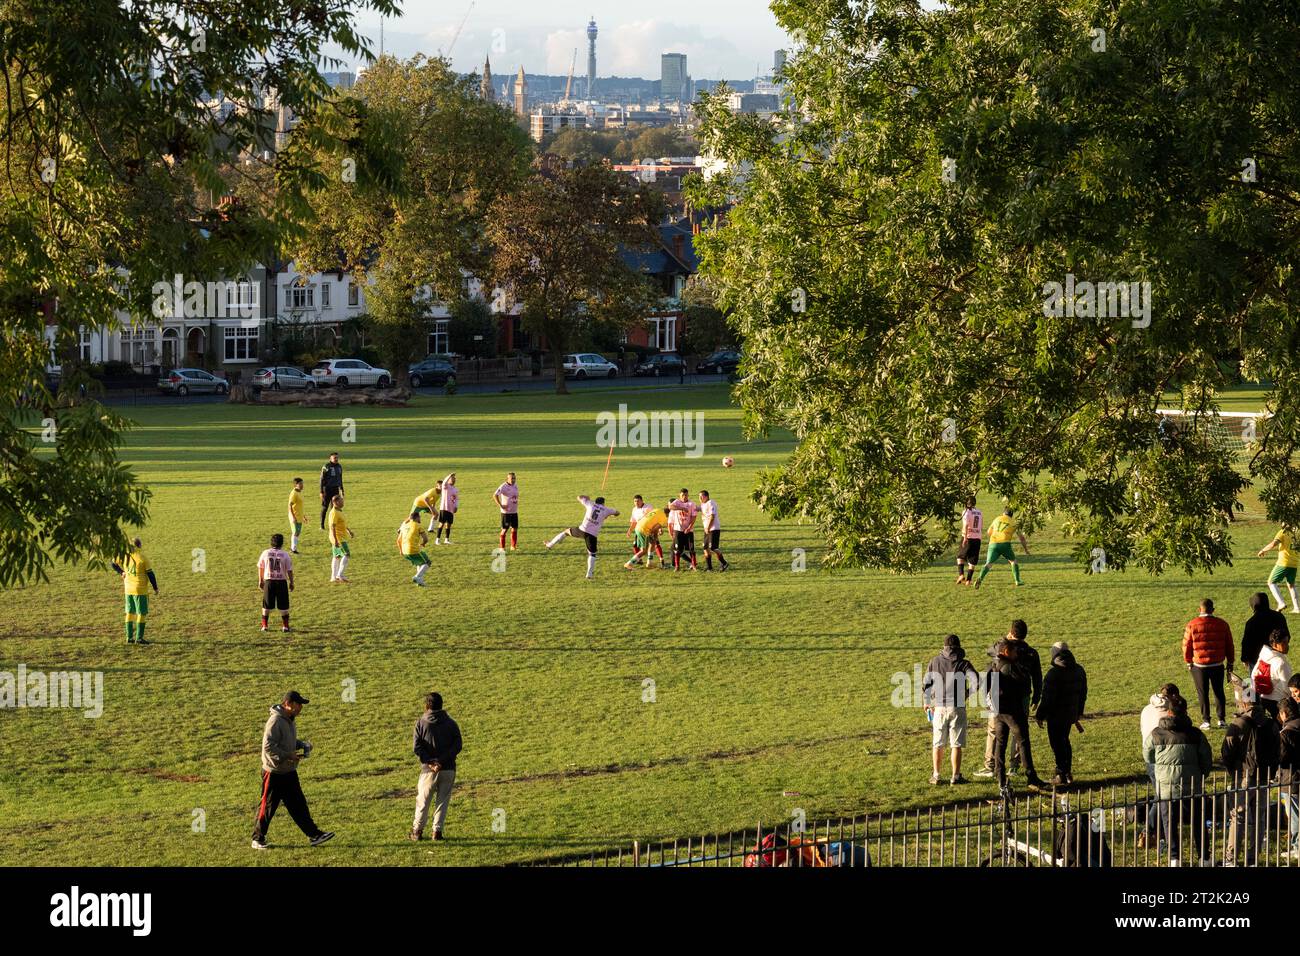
[696,349,741,375]
[408,357,457,388]
[311,358,392,389]
[252,366,315,390]
[562,353,619,379]
[158,367,229,396]
[634,353,685,377]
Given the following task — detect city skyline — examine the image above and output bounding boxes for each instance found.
[325,3,790,82]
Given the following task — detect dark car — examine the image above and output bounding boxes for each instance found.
[695,350,741,375]
[408,357,457,388]
[634,353,685,377]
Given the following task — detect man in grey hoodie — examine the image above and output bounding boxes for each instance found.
[410,692,463,841]
[251,691,335,849]
[923,634,979,785]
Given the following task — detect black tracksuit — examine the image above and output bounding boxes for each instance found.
[320,461,344,528]
[1035,648,1088,780]
[252,770,322,842]
[1242,592,1289,671]
[987,651,1040,786]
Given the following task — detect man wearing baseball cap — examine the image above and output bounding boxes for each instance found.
[251,690,335,849]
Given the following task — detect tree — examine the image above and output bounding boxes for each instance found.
[487,162,666,394]
[629,126,694,161]
[0,0,396,588]
[680,278,734,356]
[289,55,531,388]
[688,0,1300,575]
[448,298,496,358]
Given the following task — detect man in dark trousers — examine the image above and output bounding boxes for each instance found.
[1221,682,1281,866]
[251,691,334,849]
[319,452,344,530]
[1183,597,1235,730]
[1242,591,1289,673]
[1144,693,1213,866]
[1035,641,1088,787]
[410,692,463,841]
[988,639,1047,791]
[976,620,1041,778]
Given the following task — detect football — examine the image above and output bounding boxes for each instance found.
[722,456,735,468]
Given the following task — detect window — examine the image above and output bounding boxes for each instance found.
[347,283,360,307]
[226,281,258,314]
[79,328,92,363]
[121,328,157,368]
[285,283,314,310]
[428,320,449,356]
[321,283,331,309]
[648,316,677,352]
[224,325,259,362]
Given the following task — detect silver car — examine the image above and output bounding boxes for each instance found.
[158,368,229,396]
[562,353,619,379]
[253,366,315,390]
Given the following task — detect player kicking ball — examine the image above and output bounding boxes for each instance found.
[545,495,620,579]
[1258,526,1300,613]
[975,507,1029,588]
[397,511,432,587]
[257,533,295,632]
[956,496,983,585]
[326,495,355,583]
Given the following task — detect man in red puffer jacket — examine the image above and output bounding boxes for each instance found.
[1183,598,1235,730]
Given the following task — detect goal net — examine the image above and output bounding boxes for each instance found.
[1154,409,1269,458]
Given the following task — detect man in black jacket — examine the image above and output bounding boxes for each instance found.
[320,452,344,530]
[977,620,1042,778]
[410,692,463,841]
[988,639,1047,790]
[1277,698,1300,860]
[1035,642,1087,787]
[1242,591,1289,673]
[1222,683,1281,866]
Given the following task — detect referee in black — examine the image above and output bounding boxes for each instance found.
[320,452,344,529]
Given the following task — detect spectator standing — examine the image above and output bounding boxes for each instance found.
[1221,681,1280,866]
[1035,642,1087,787]
[410,692,463,842]
[976,620,1041,778]
[1182,598,1234,729]
[922,634,978,786]
[1276,698,1300,860]
[1138,683,1179,848]
[1242,592,1289,673]
[1252,629,1293,720]
[987,639,1047,790]
[251,691,334,849]
[1143,693,1214,866]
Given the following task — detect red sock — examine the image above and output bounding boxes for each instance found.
[261,613,268,627]
[282,614,289,627]
[499,532,506,550]
[511,529,517,548]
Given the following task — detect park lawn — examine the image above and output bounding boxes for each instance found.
[0,383,1283,866]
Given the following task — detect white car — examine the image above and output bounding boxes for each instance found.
[562,353,619,379]
[311,359,392,389]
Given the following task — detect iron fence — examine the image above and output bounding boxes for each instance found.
[534,774,1299,867]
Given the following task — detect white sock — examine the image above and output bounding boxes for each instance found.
[338,555,349,577]
[586,553,596,578]
[546,532,566,549]
[291,533,299,551]
[1270,583,1285,608]
[1290,586,1299,611]
[416,563,429,582]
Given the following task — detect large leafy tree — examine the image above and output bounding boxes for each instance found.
[689,0,1300,574]
[289,55,531,387]
[0,0,395,587]
[486,162,666,394]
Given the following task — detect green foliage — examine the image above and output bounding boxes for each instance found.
[448,299,497,359]
[689,0,1300,575]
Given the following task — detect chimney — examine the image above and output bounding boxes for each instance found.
[672,233,685,259]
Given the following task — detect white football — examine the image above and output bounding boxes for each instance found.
[722,456,735,468]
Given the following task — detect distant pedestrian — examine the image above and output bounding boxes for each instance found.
[1143,693,1213,867]
[1182,598,1234,729]
[251,690,334,850]
[410,692,463,842]
[1242,591,1289,673]
[1035,641,1087,787]
[1221,681,1281,867]
[1251,629,1293,719]
[922,634,978,785]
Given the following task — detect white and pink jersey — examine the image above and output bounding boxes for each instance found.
[700,499,720,531]
[669,499,700,532]
[495,482,519,514]
[961,507,984,540]
[439,481,459,513]
[258,548,293,581]
[578,495,619,535]
[630,504,651,525]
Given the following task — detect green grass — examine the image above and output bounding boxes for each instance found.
[0,383,1281,865]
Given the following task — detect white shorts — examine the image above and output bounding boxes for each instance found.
[931,707,968,749]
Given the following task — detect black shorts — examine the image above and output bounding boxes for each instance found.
[262,579,290,611]
[960,537,981,563]
[705,529,721,550]
[501,513,519,530]
[581,530,597,554]
[438,510,454,525]
[674,530,696,553]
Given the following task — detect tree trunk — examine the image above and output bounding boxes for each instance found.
[554,359,568,395]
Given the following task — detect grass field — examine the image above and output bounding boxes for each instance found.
[0,383,1284,865]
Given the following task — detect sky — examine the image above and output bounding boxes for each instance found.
[330,1,792,80]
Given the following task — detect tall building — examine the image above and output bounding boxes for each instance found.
[661,53,687,104]
[774,49,787,74]
[513,65,527,117]
[586,18,598,101]
[481,56,494,102]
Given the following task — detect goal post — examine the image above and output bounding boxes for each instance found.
[1154,408,1270,457]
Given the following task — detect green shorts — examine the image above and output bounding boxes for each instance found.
[1269,564,1296,585]
[634,531,649,550]
[292,521,302,535]
[332,542,350,558]
[405,552,430,567]
[987,542,1016,563]
[124,594,149,618]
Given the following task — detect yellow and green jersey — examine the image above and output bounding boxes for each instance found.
[398,519,425,555]
[636,510,669,535]
[412,487,439,512]
[288,489,305,522]
[1276,528,1298,568]
[988,515,1017,544]
[327,507,350,546]
[121,549,152,595]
